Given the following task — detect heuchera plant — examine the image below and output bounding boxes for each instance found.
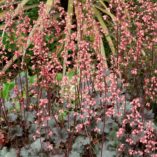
[0,0,157,157]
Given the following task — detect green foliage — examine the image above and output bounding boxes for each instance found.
[2,81,15,100]
[56,73,63,81]
[7,113,17,122]
[58,110,67,122]
[97,143,116,157]
[0,148,16,157]
[26,0,41,5]
[19,138,44,157]
[1,32,16,56]
[67,70,75,79]
[25,111,35,122]
[9,125,23,138]
[25,7,38,21]
[70,136,90,157]
[29,75,37,84]
[51,128,68,147]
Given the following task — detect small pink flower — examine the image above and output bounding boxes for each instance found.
[14,51,21,57]
[76,124,83,132]
[131,69,137,75]
[39,99,48,106]
[94,127,101,133]
[117,128,125,138]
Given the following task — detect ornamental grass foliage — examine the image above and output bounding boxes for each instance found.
[0,0,157,157]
